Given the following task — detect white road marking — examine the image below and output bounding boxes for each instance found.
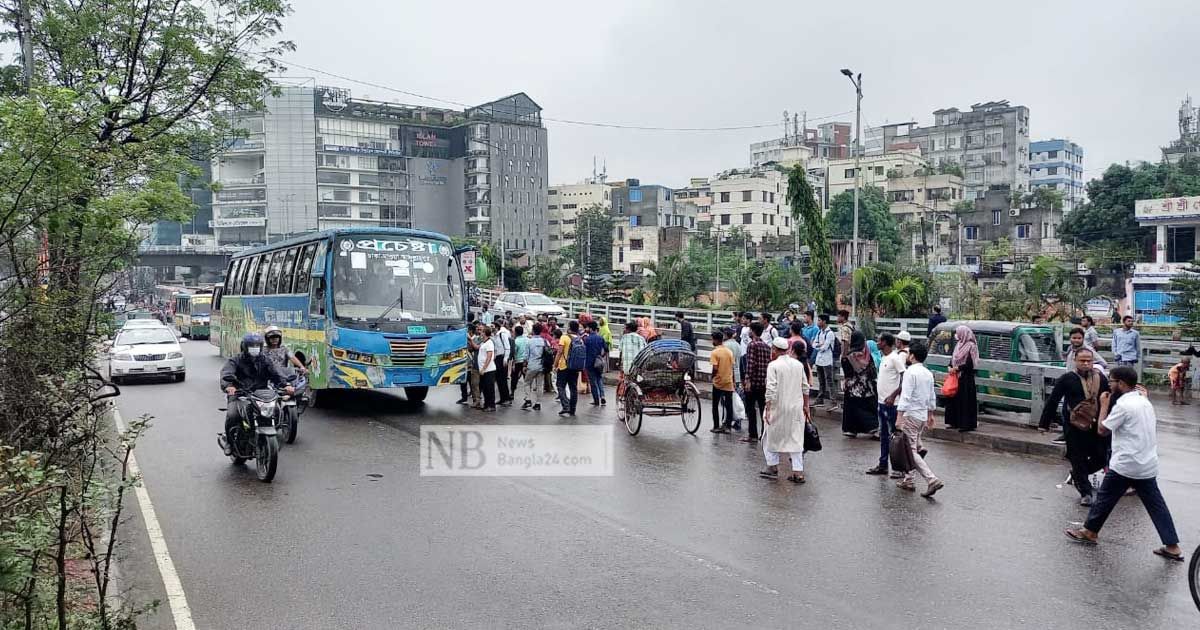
[113,408,196,630]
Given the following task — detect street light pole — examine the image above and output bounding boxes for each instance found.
[841,68,863,319]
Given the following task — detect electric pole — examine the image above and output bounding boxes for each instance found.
[841,68,863,319]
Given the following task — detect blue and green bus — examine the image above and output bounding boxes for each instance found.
[211,228,469,402]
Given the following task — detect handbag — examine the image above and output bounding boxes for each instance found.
[889,430,915,472]
[732,391,748,423]
[940,371,959,397]
[1069,372,1100,431]
[803,421,822,453]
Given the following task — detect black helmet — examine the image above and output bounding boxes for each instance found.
[241,333,265,355]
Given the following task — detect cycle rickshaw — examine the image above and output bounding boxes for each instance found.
[616,339,702,436]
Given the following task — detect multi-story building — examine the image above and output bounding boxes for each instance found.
[1029,139,1085,213]
[824,149,928,201]
[956,188,1060,269]
[546,181,610,258]
[885,172,964,264]
[211,84,547,253]
[609,180,697,275]
[751,136,814,168]
[1130,195,1200,323]
[707,167,793,243]
[884,101,1030,201]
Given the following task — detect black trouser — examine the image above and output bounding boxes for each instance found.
[510,361,526,400]
[1066,428,1108,498]
[480,371,497,409]
[557,368,578,413]
[816,364,835,402]
[1084,471,1179,545]
[543,368,554,394]
[744,388,766,439]
[224,402,244,436]
[712,388,734,430]
[494,355,510,402]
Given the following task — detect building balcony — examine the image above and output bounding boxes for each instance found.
[219,176,265,187]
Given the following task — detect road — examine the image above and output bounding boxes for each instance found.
[113,340,1200,629]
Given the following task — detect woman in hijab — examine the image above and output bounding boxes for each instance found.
[945,325,979,432]
[637,317,660,343]
[598,317,613,348]
[840,331,879,437]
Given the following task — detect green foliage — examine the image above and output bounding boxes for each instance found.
[827,185,902,262]
[1168,261,1200,336]
[982,237,1012,264]
[937,161,964,178]
[981,256,1103,321]
[575,206,614,296]
[733,260,807,312]
[788,165,836,312]
[630,287,646,305]
[647,253,707,307]
[1060,158,1200,246]
[852,263,930,319]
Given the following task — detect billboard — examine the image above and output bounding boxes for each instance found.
[1135,195,1200,222]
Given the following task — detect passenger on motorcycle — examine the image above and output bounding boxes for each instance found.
[221,333,294,434]
[262,326,308,378]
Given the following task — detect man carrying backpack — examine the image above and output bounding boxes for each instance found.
[1039,347,1110,506]
[555,320,586,417]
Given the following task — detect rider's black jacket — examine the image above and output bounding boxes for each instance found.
[220,352,289,392]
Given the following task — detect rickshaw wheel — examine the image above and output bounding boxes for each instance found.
[624,386,643,436]
[681,382,702,435]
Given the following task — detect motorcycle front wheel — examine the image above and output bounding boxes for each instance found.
[256,434,279,482]
[281,407,299,444]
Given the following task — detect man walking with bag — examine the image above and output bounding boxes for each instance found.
[1064,367,1185,563]
[1039,347,1110,506]
[895,342,943,497]
[867,332,906,478]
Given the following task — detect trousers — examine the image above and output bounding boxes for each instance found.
[712,388,734,429]
[877,403,898,468]
[898,415,937,483]
[556,369,578,413]
[763,439,803,471]
[1084,471,1179,545]
[816,364,835,402]
[494,355,511,403]
[744,389,766,440]
[480,371,497,409]
[586,365,605,403]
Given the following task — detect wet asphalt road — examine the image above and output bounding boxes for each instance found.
[112,341,1200,629]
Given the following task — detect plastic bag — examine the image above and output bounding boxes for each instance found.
[732,391,748,422]
[940,371,959,397]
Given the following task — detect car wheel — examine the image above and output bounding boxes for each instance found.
[175,372,186,382]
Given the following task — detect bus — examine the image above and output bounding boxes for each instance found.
[173,289,213,339]
[212,228,469,402]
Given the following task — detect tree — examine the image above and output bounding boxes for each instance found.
[827,185,902,262]
[574,205,614,296]
[937,161,964,178]
[0,2,290,627]
[1168,261,1200,336]
[1060,158,1200,247]
[647,253,706,307]
[852,262,931,333]
[733,260,808,312]
[788,165,836,312]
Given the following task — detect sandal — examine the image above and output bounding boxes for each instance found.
[1153,547,1184,562]
[1063,528,1097,546]
[787,473,805,484]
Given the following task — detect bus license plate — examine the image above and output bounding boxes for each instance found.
[407,326,427,334]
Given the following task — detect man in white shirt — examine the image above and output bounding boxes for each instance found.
[758,312,778,345]
[494,321,513,406]
[812,314,836,408]
[895,341,943,497]
[867,333,907,477]
[1065,367,1184,562]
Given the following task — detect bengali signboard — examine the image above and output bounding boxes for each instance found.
[209,217,267,228]
[460,250,476,282]
[1134,195,1200,222]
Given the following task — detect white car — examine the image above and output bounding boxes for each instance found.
[490,292,566,319]
[108,327,187,384]
[122,319,168,330]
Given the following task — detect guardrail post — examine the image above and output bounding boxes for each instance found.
[1029,365,1045,426]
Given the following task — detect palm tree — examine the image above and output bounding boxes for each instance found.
[787,165,836,312]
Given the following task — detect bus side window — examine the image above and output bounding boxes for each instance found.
[309,277,326,317]
[213,285,223,311]
[245,256,262,295]
[294,244,315,294]
[279,247,299,294]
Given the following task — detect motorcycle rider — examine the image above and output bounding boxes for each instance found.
[221,333,294,438]
[262,325,308,377]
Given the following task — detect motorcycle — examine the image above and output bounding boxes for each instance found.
[218,389,282,482]
[279,374,307,445]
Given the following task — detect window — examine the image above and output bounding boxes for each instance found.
[630,239,644,251]
[248,255,266,295]
[742,191,752,202]
[762,191,768,202]
[617,226,623,239]
[1016,224,1032,239]
[629,215,639,227]
[227,259,243,295]
[317,171,351,185]
[770,192,775,203]
[267,251,287,294]
[720,192,730,203]
[295,244,317,288]
[992,210,1001,226]
[628,188,643,203]
[762,213,768,224]
[964,255,980,266]
[844,168,855,178]
[874,166,884,176]
[359,173,379,187]
[964,226,979,241]
[1048,150,1058,158]
[1048,167,1058,175]
[618,247,624,263]
[742,213,752,224]
[720,214,730,225]
[279,247,299,294]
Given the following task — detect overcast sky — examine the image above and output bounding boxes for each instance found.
[281,0,1197,188]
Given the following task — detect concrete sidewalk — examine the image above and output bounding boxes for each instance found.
[601,372,1199,459]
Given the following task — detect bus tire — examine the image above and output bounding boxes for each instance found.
[405,386,429,403]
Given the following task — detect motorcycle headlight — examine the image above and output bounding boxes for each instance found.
[255,401,276,417]
[167,351,183,359]
[112,353,133,361]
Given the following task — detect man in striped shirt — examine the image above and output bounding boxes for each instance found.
[741,321,772,444]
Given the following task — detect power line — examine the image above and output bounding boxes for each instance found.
[267,56,855,133]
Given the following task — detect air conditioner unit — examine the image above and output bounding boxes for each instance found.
[1009,209,1020,217]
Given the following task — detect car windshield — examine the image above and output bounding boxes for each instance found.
[331,235,464,322]
[523,294,555,306]
[1016,331,1062,363]
[115,329,177,346]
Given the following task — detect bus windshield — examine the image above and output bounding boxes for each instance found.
[192,297,212,317]
[1016,331,1062,363]
[331,235,463,322]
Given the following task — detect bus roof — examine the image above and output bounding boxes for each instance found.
[934,320,1055,335]
[231,227,454,260]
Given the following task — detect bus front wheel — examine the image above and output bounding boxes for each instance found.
[405,386,428,403]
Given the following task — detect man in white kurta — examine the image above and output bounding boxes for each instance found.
[760,336,811,482]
